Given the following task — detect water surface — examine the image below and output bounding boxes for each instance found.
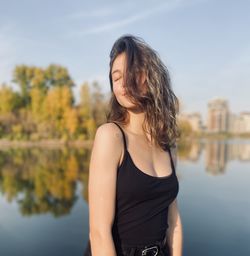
[0,140,249,255]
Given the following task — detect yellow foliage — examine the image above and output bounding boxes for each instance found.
[64,108,79,135]
[30,87,45,118]
[0,85,16,114]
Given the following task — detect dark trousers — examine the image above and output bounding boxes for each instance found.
[83,238,170,256]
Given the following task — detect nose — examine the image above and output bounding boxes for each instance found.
[121,87,126,96]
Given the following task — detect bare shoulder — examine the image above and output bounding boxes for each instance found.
[91,122,124,168]
[96,122,123,138]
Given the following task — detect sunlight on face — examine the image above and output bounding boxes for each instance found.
[111,52,133,107]
[111,52,147,109]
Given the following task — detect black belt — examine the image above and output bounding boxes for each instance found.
[120,239,169,256]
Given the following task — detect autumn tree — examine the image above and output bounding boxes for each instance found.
[0,83,20,114]
[79,82,96,139]
[44,64,75,89]
[91,81,107,127]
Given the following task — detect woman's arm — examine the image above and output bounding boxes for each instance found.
[88,123,123,256]
[165,198,183,256]
[165,144,183,256]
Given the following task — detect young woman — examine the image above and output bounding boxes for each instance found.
[84,35,183,256]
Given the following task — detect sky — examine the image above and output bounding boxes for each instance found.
[0,0,250,122]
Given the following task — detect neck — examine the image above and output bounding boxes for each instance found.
[124,109,152,143]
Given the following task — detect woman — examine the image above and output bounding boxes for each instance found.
[84,34,183,256]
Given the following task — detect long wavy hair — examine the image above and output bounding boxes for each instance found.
[106,34,180,150]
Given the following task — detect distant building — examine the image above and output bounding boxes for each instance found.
[229,113,242,133]
[207,98,229,132]
[229,112,250,133]
[178,97,249,134]
[240,112,250,133]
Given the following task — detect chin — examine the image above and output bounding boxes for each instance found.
[120,99,136,108]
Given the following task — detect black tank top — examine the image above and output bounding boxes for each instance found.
[111,122,179,249]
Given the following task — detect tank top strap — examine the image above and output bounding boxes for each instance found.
[111,122,127,152]
[167,146,176,174]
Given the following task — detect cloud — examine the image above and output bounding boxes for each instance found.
[66,0,200,37]
[66,7,115,20]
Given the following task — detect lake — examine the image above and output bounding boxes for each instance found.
[0,139,249,256]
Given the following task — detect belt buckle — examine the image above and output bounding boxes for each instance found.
[141,245,159,256]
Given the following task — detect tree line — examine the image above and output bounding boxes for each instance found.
[0,64,109,140]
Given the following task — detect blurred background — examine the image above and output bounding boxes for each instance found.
[0,0,249,255]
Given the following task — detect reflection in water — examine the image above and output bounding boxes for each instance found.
[0,140,249,256]
[205,142,228,174]
[0,147,91,217]
[1,140,249,215]
[178,139,250,175]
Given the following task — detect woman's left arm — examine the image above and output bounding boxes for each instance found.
[165,198,183,256]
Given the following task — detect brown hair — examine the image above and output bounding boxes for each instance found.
[106,34,180,150]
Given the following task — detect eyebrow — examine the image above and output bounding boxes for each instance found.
[111,69,122,75]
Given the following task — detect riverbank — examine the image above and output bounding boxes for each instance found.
[0,133,249,149]
[0,139,93,148]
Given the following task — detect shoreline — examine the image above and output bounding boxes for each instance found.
[0,139,93,148]
[0,134,249,149]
